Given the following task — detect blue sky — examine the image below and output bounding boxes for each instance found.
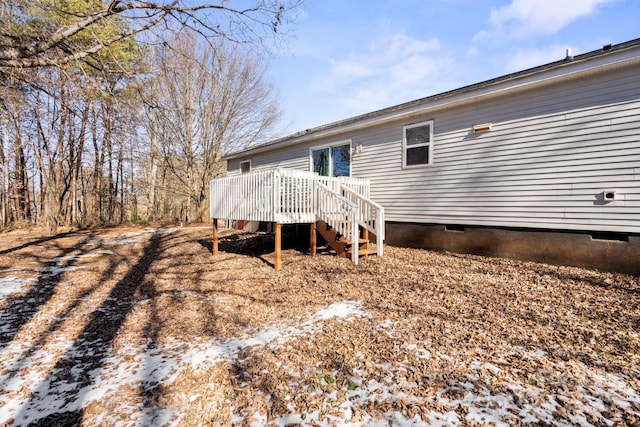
[268,0,639,134]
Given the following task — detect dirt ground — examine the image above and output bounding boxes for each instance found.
[0,225,638,426]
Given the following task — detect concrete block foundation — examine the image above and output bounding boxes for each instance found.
[385,222,640,276]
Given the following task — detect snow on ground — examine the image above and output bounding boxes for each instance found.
[0,300,368,426]
[1,227,638,426]
[0,276,33,298]
[47,250,114,263]
[8,299,635,426]
[80,227,189,247]
[239,332,640,427]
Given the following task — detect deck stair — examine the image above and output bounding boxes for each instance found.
[315,220,378,259]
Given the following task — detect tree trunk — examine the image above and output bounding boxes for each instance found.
[91,108,102,224]
[0,121,8,229]
[13,127,31,222]
[147,116,158,222]
[33,97,49,230]
[194,188,206,223]
[106,113,114,223]
[116,132,124,223]
[72,100,89,226]
[47,83,69,233]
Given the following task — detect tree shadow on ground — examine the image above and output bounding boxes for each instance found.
[0,233,99,347]
[0,230,78,256]
[546,265,639,296]
[11,231,165,426]
[197,229,311,268]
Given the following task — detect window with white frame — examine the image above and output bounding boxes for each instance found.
[240,160,251,174]
[310,142,351,177]
[403,120,433,167]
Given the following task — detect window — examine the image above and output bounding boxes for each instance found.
[331,144,351,176]
[312,147,329,176]
[311,142,351,177]
[403,120,433,167]
[240,160,251,174]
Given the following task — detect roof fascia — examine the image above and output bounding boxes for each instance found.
[224,40,640,161]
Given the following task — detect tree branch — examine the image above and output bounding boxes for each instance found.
[0,1,301,69]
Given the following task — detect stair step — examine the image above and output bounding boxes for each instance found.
[346,247,378,257]
[315,220,378,259]
[326,220,356,228]
[338,237,369,245]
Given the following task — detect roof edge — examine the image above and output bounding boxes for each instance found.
[224,37,640,161]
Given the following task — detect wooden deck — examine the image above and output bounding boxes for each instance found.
[210,168,384,269]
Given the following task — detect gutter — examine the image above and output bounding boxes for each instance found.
[224,38,640,161]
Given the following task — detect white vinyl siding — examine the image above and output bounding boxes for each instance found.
[226,58,640,234]
[370,75,640,232]
[360,66,640,234]
[227,144,309,175]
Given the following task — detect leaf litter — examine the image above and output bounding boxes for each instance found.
[0,226,638,426]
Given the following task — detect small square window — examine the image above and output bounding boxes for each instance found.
[403,121,433,168]
[240,160,251,174]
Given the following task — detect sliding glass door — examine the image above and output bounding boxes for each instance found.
[311,143,351,177]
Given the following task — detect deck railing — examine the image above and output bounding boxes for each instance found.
[340,184,385,257]
[338,176,370,199]
[316,182,359,264]
[210,169,316,223]
[210,169,279,222]
[210,167,384,262]
[276,169,318,223]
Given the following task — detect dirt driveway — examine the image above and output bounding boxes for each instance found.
[0,226,638,426]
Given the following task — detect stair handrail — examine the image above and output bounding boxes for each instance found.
[315,181,359,264]
[338,176,370,198]
[340,184,385,257]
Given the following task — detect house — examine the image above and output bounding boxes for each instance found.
[212,38,640,275]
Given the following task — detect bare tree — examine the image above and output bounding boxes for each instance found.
[0,83,33,226]
[0,1,300,231]
[148,32,281,222]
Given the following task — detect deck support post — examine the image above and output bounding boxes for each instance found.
[362,226,369,257]
[275,223,282,271]
[310,221,317,256]
[212,218,219,256]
